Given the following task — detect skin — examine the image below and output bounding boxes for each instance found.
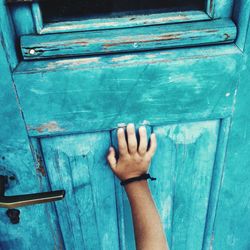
[107,123,169,250]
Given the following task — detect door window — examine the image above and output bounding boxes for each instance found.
[40,0,205,23]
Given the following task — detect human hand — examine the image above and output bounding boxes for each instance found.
[107,123,157,181]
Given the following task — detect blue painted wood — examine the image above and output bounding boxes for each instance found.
[2,1,250,249]
[0,0,18,68]
[206,0,234,18]
[13,45,241,137]
[10,3,35,36]
[151,121,220,250]
[212,15,250,250]
[37,10,209,34]
[0,12,63,250]
[110,121,220,250]
[31,3,43,34]
[202,117,231,250]
[40,132,120,250]
[21,19,236,59]
[233,0,250,51]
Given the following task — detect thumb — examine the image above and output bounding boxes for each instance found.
[107,147,117,171]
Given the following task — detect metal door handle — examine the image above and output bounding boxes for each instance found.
[0,175,65,209]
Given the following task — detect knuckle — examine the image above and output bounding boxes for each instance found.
[139,146,147,153]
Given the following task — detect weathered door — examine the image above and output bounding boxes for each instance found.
[0,0,250,249]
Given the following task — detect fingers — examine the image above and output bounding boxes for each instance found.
[107,147,117,170]
[117,128,128,156]
[147,133,157,158]
[127,124,137,154]
[138,126,147,155]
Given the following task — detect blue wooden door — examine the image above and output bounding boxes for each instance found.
[1,0,250,249]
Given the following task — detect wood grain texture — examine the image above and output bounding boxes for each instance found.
[13,45,241,137]
[10,3,35,36]
[0,6,63,250]
[207,0,234,18]
[39,11,209,34]
[0,0,18,68]
[151,121,219,250]
[202,118,231,250]
[21,19,236,60]
[111,121,220,250]
[31,3,43,33]
[212,15,250,250]
[233,0,250,51]
[41,132,120,250]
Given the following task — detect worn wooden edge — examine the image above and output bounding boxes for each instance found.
[206,0,215,18]
[31,2,43,33]
[9,3,35,36]
[233,0,250,51]
[24,115,233,138]
[40,11,210,35]
[29,137,65,246]
[20,18,237,60]
[0,6,63,247]
[15,44,242,74]
[201,117,232,249]
[0,0,18,68]
[206,0,234,19]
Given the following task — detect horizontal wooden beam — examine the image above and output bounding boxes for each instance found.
[21,19,237,60]
[13,45,241,137]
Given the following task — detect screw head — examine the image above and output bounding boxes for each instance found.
[29,49,36,55]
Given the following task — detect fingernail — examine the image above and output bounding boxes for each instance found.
[140,126,146,130]
[127,123,134,128]
[118,128,124,133]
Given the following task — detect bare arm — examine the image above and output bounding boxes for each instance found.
[107,123,169,250]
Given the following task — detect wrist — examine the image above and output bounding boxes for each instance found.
[124,180,149,194]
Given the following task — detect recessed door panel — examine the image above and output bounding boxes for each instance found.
[113,120,221,250]
[41,132,119,250]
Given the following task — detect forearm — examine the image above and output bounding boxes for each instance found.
[125,181,169,250]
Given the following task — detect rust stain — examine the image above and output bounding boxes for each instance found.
[72,41,89,46]
[104,33,181,48]
[205,29,218,33]
[224,33,230,40]
[46,57,100,70]
[28,121,65,133]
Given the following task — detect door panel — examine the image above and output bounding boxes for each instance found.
[152,121,219,250]
[40,120,223,249]
[112,120,220,250]
[41,132,119,250]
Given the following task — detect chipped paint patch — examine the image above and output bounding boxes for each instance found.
[168,124,205,144]
[46,57,100,70]
[141,120,151,125]
[157,122,215,144]
[117,123,127,128]
[28,121,65,133]
[112,55,135,62]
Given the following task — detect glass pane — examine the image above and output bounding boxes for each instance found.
[40,0,205,23]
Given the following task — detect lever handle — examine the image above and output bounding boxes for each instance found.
[0,175,65,209]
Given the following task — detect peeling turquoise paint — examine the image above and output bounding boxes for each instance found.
[1,0,250,249]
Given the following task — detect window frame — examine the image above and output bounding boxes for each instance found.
[28,0,232,34]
